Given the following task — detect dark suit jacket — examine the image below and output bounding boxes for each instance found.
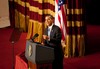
[43,25,64,60]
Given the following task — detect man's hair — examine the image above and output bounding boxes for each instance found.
[46,14,54,19]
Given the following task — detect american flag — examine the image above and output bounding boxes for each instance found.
[55,0,67,41]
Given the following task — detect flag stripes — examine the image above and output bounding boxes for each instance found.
[55,0,67,40]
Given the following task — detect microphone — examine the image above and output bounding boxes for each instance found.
[31,33,39,42]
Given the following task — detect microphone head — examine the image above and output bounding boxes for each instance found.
[31,33,39,41]
[34,33,39,37]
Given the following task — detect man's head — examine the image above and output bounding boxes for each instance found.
[45,14,54,26]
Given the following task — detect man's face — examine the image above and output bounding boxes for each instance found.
[45,16,53,26]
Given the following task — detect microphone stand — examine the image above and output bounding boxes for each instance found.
[9,28,22,69]
[11,41,15,69]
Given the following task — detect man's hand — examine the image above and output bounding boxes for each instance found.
[43,35,49,40]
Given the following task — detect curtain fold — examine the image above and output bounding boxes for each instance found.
[9,0,15,27]
[64,0,86,57]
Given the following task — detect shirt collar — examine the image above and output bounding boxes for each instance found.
[48,23,53,30]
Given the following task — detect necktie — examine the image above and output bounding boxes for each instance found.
[48,28,50,37]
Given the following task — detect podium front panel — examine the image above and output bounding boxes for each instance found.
[25,40,54,64]
[36,44,54,64]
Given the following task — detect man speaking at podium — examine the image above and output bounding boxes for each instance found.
[42,14,64,69]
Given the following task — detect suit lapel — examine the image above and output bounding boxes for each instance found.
[50,25,54,37]
[45,27,48,35]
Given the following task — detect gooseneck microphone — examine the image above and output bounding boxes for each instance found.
[31,33,39,41]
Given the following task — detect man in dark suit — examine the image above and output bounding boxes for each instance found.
[43,14,64,69]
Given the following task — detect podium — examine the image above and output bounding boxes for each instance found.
[25,40,54,69]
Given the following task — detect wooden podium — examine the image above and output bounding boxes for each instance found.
[25,40,54,69]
